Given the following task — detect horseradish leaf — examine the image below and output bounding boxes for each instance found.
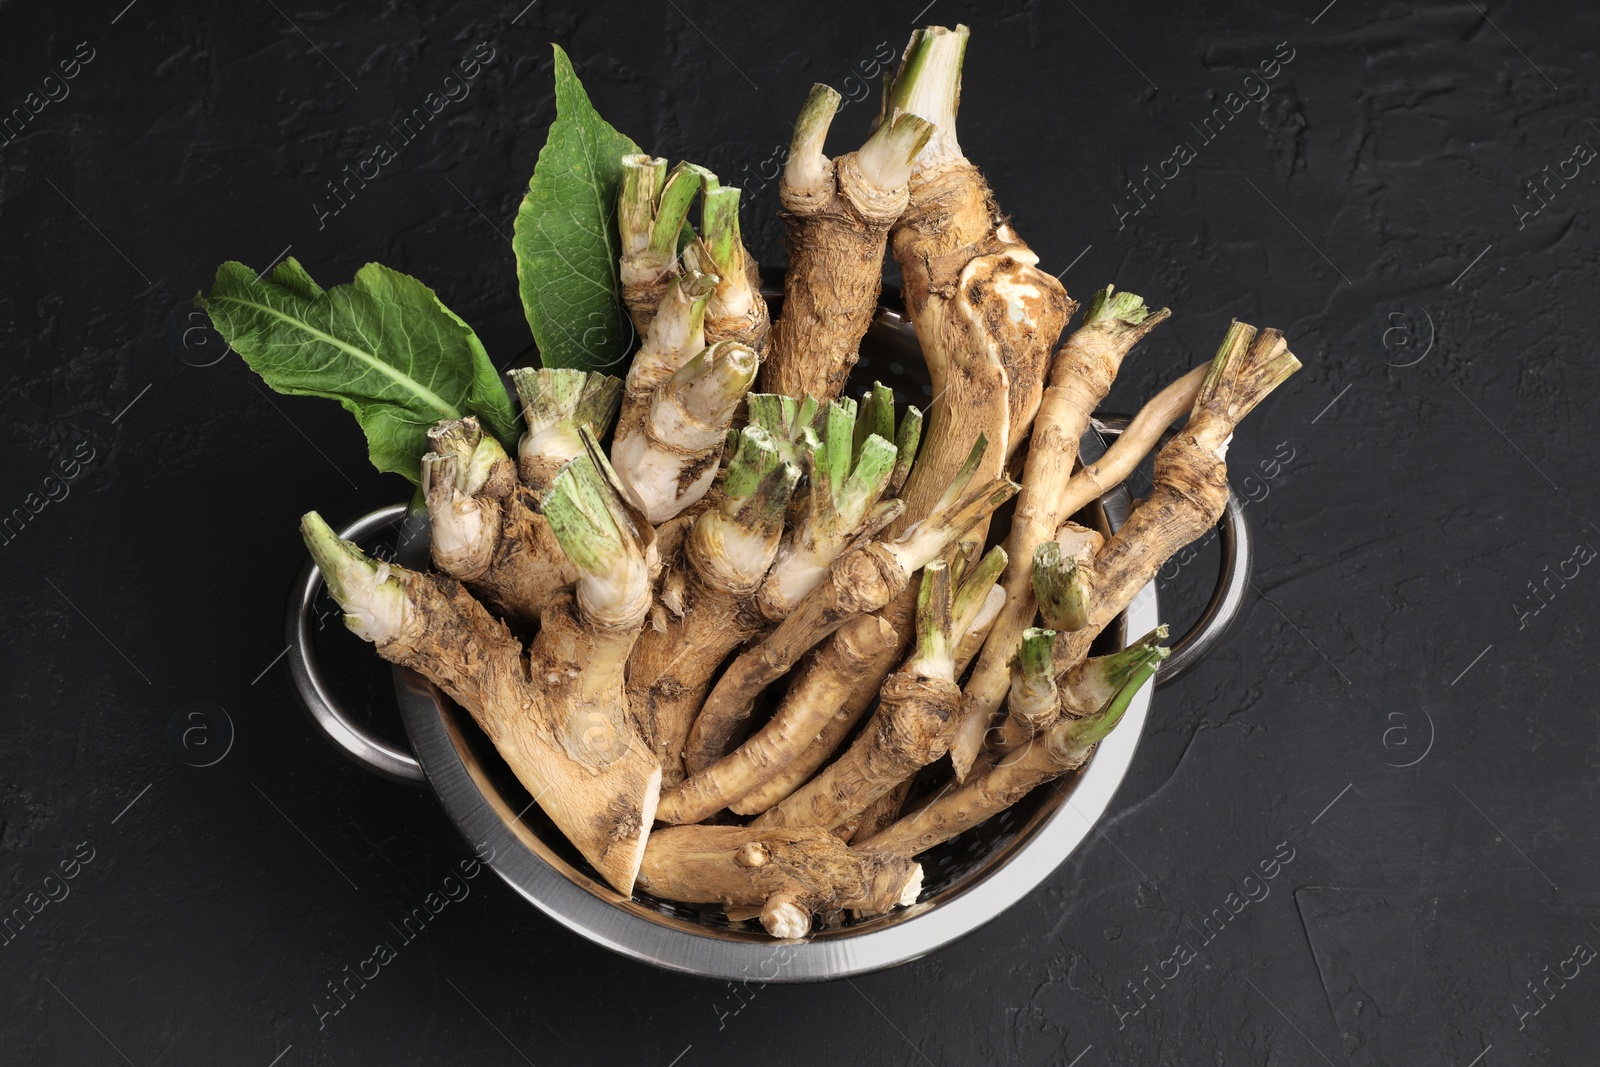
[513,44,641,372]
[197,258,519,484]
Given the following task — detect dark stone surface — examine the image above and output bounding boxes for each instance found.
[2,1,1596,1064]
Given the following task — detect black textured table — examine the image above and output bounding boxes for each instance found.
[4,2,1596,1064]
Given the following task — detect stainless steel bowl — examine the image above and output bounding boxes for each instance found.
[284,309,1251,981]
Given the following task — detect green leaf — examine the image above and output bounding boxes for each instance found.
[197,258,521,485]
[514,44,641,372]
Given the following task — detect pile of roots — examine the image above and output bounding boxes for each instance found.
[303,24,1299,939]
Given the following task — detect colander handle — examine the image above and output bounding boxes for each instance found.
[285,503,426,784]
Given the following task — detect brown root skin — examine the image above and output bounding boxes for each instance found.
[886,177,1067,554]
[850,779,912,846]
[754,554,955,833]
[1059,362,1208,517]
[525,592,638,734]
[1049,325,1299,680]
[886,169,1014,542]
[657,614,898,824]
[844,782,912,919]
[520,595,660,891]
[626,579,767,786]
[460,486,578,627]
[792,573,922,790]
[378,570,531,723]
[620,274,670,340]
[754,669,959,830]
[908,378,1010,545]
[887,303,1009,543]
[893,158,1074,462]
[726,615,903,816]
[893,161,1004,314]
[682,542,908,774]
[880,28,1066,548]
[859,733,1090,859]
[765,153,909,400]
[629,434,792,776]
[1051,429,1232,675]
[518,452,568,497]
[637,824,923,939]
[371,574,659,896]
[950,300,1170,780]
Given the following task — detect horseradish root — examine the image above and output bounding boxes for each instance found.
[886,24,1075,536]
[217,24,1308,938]
[951,286,1167,779]
[683,436,1016,774]
[1060,626,1170,716]
[860,648,1162,859]
[723,615,904,817]
[421,416,574,625]
[1047,321,1300,680]
[1057,363,1208,517]
[754,558,960,830]
[422,417,516,582]
[618,157,705,336]
[627,426,799,783]
[300,448,662,895]
[637,825,923,938]
[794,21,1082,751]
[656,614,898,825]
[762,83,934,399]
[611,339,759,523]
